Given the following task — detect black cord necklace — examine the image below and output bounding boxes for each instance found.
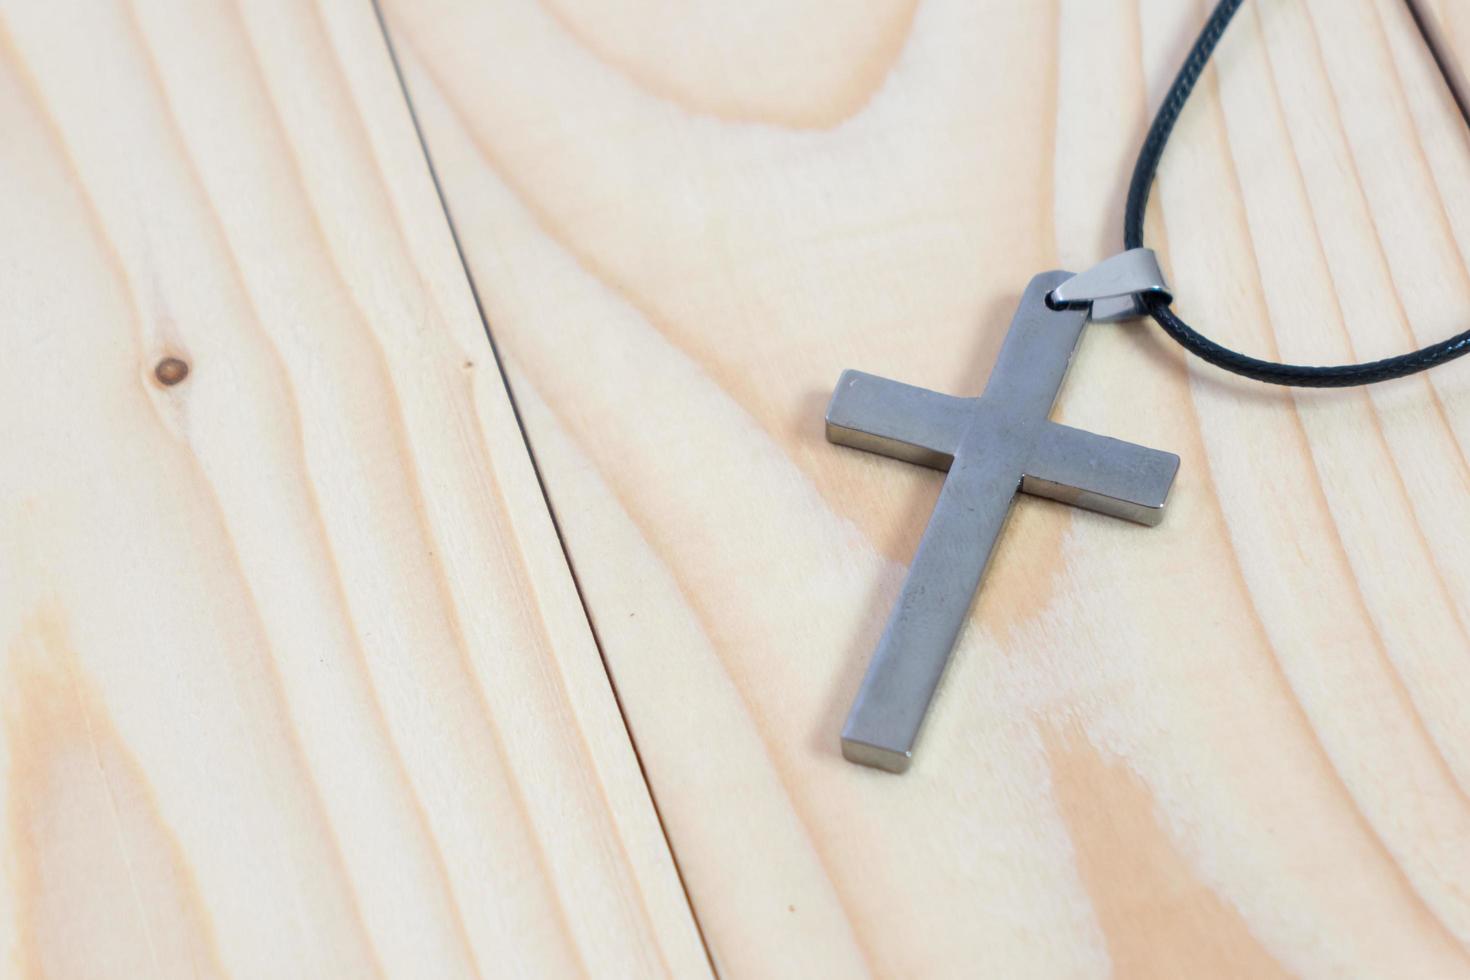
[1127,0,1470,387]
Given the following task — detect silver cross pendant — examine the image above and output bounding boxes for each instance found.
[827,270,1180,772]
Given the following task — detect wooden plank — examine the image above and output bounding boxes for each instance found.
[0,0,709,976]
[384,0,1470,974]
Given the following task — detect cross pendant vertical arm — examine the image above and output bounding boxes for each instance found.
[839,451,1022,771]
[825,272,1178,773]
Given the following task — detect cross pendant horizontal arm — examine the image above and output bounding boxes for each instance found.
[825,371,970,470]
[827,381,1177,524]
[1025,423,1177,525]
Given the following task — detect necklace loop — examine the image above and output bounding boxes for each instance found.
[1048,248,1172,322]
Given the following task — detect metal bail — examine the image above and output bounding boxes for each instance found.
[1048,248,1172,322]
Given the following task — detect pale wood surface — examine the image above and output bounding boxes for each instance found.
[0,0,708,976]
[384,0,1470,976]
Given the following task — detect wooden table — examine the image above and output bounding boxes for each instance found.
[4,0,1469,975]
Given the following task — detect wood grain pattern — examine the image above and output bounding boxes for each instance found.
[384,0,1470,975]
[0,0,708,976]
